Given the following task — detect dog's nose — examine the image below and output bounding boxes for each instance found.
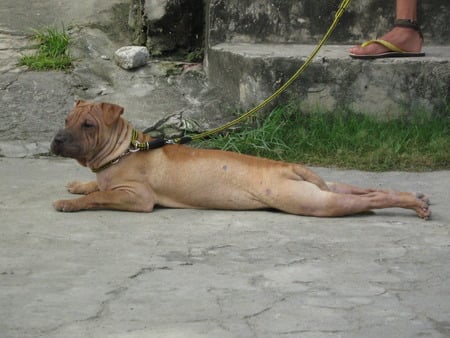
[52,130,67,145]
[51,130,71,155]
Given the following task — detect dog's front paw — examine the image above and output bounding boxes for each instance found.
[66,181,98,195]
[53,199,80,212]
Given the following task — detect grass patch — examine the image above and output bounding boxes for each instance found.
[195,105,450,171]
[19,26,72,71]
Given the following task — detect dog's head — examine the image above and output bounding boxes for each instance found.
[51,100,124,166]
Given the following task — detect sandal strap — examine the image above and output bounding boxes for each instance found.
[394,19,423,39]
[360,39,405,53]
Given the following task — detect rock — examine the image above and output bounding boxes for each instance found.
[142,110,202,139]
[114,46,149,70]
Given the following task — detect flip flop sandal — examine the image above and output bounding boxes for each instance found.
[349,39,426,59]
[349,19,425,59]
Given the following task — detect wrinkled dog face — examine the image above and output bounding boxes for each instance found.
[51,100,124,164]
[51,101,100,160]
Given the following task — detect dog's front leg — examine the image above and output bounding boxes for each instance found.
[53,189,154,212]
[66,181,99,195]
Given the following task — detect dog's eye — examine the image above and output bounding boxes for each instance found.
[82,120,95,128]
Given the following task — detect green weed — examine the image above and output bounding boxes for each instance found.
[196,105,450,171]
[19,26,72,71]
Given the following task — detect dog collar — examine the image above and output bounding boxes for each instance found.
[129,129,168,151]
[91,130,169,173]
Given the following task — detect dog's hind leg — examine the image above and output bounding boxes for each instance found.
[326,182,376,195]
[292,165,330,191]
[268,180,431,219]
[327,182,431,207]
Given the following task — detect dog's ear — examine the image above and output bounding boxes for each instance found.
[100,102,124,126]
[75,99,86,107]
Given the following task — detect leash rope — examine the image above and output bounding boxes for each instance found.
[168,0,353,144]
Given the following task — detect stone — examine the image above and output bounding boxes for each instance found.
[114,46,150,70]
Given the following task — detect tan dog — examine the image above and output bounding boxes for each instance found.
[50,100,431,219]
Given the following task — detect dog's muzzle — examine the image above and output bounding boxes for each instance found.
[51,130,75,156]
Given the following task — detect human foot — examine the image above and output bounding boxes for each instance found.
[349,25,424,58]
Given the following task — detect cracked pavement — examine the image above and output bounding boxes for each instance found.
[1,158,449,337]
[1,0,450,337]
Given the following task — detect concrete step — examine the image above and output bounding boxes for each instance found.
[207,0,449,46]
[206,43,449,116]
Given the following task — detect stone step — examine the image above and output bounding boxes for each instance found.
[207,0,449,46]
[206,43,449,116]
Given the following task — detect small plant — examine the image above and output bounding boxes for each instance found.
[19,26,72,71]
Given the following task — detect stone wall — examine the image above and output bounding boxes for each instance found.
[128,0,448,57]
[207,0,449,46]
[128,0,205,56]
[204,0,449,117]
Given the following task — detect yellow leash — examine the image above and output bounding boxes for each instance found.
[171,0,352,144]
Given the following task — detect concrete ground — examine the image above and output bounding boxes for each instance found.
[1,0,449,337]
[1,158,449,337]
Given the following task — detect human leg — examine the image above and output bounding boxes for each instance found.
[349,0,424,58]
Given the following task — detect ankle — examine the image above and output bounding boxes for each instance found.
[394,19,423,40]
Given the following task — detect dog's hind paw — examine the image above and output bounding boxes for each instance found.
[414,192,430,206]
[414,194,431,220]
